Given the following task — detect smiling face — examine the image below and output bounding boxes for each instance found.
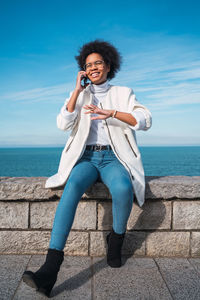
[84,53,110,85]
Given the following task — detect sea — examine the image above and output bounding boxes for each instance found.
[0,146,199,177]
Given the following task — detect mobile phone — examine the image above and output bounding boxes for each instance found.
[82,74,89,87]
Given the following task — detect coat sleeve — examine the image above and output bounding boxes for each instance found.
[56,91,79,131]
[127,89,152,131]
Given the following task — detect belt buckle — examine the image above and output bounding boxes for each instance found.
[95,145,102,151]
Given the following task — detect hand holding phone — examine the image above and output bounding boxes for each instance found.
[75,71,89,92]
[82,74,89,87]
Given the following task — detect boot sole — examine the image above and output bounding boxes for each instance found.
[22,272,38,289]
[22,272,50,297]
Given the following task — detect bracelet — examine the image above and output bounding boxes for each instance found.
[112,110,117,118]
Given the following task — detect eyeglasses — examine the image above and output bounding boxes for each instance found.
[83,60,105,71]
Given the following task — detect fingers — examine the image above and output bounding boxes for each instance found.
[91,116,104,120]
[83,104,109,119]
[78,72,86,84]
[75,71,88,91]
[84,111,93,114]
[83,105,109,120]
[84,109,96,115]
[79,70,87,77]
[79,71,87,82]
[84,104,96,108]
[83,104,98,111]
[83,105,95,115]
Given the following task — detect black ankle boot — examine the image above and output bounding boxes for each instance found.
[106,227,125,268]
[22,248,64,297]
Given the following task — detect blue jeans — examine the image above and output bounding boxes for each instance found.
[49,147,134,251]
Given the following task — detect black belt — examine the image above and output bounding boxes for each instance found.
[86,144,112,151]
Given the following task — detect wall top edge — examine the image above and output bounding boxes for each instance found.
[0,176,200,201]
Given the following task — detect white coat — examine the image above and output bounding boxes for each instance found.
[45,84,152,207]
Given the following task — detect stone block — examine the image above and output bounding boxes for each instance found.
[123,231,146,256]
[146,232,190,257]
[90,231,145,256]
[0,230,89,255]
[64,231,89,256]
[173,201,200,229]
[0,202,28,229]
[72,201,97,230]
[146,176,200,199]
[1,176,200,200]
[0,231,51,254]
[191,232,200,257]
[98,202,112,230]
[30,201,57,229]
[127,201,171,230]
[0,176,63,200]
[90,231,107,256]
[98,201,171,231]
[30,201,96,230]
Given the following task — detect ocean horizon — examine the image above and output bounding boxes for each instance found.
[0,146,199,177]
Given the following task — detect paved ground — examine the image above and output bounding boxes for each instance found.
[0,255,200,299]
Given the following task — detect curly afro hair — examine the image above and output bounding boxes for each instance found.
[75,39,122,80]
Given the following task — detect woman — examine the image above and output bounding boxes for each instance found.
[22,39,152,297]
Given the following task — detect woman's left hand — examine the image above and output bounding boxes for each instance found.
[83,104,112,120]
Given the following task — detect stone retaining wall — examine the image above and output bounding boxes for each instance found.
[0,176,200,257]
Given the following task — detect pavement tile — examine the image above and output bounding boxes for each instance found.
[14,256,92,300]
[93,257,172,300]
[2,255,200,300]
[155,258,200,300]
[0,255,31,300]
[188,258,200,275]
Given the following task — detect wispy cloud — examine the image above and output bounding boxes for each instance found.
[1,33,200,112]
[112,34,200,110]
[1,82,74,103]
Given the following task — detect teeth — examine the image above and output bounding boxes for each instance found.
[91,73,100,77]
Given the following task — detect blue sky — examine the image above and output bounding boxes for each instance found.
[0,0,200,147]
